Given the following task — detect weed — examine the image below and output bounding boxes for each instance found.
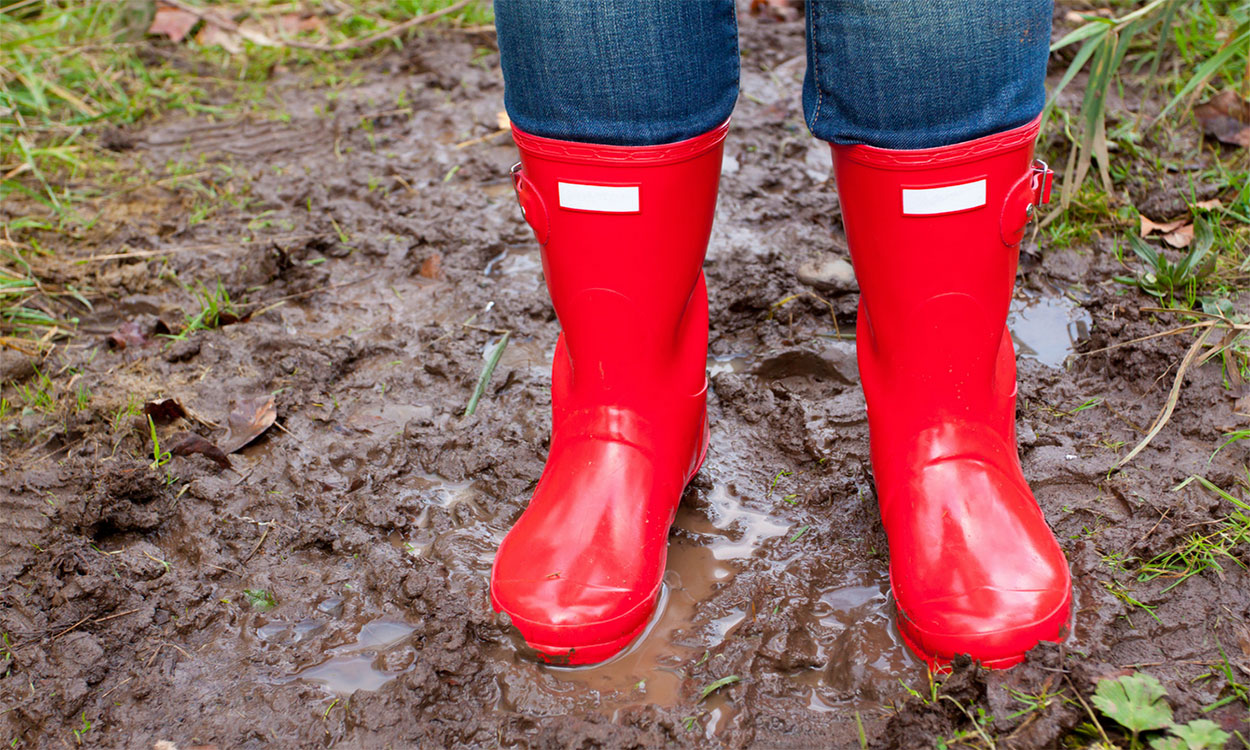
[73,382,90,412]
[110,394,142,433]
[70,711,92,745]
[1198,641,1250,712]
[147,416,170,471]
[17,364,54,413]
[1092,671,1230,749]
[243,588,276,611]
[699,675,740,701]
[1102,579,1162,623]
[1114,218,1218,307]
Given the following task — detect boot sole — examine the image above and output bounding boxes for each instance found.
[897,589,1073,672]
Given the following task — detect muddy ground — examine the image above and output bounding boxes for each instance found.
[2,7,1249,750]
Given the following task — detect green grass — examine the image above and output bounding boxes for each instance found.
[0,0,490,346]
[1136,475,1250,592]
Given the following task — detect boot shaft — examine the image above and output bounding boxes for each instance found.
[831,117,1052,420]
[510,123,728,405]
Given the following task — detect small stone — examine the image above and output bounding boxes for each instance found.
[797,256,857,293]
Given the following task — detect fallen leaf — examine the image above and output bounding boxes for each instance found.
[169,433,232,469]
[195,22,241,54]
[1193,90,1250,148]
[1139,215,1185,237]
[1234,386,1250,418]
[108,321,149,349]
[279,13,325,35]
[148,5,199,42]
[1162,223,1194,248]
[419,254,444,280]
[144,398,186,424]
[1195,198,1224,211]
[222,395,277,453]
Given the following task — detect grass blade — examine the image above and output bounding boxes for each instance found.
[463,331,510,418]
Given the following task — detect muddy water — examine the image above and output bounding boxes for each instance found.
[1009,290,1093,367]
[273,278,1085,723]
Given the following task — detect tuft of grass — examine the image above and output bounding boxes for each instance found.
[1046,0,1250,207]
[1136,475,1250,592]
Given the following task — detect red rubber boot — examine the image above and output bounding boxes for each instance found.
[830,117,1071,670]
[490,122,728,665]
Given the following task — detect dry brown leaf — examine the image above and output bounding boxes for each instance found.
[419,254,444,280]
[1234,386,1250,418]
[149,5,198,42]
[144,398,186,424]
[195,22,240,53]
[222,395,277,454]
[1139,215,1185,237]
[169,433,232,469]
[108,321,149,350]
[1195,198,1224,211]
[1162,224,1194,248]
[1193,90,1250,148]
[279,14,325,35]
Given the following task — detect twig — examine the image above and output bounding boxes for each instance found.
[234,275,376,310]
[101,677,133,700]
[1117,325,1215,468]
[454,128,509,149]
[1064,674,1111,746]
[76,233,331,263]
[243,524,270,564]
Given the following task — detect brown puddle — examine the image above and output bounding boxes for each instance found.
[1008,290,1093,367]
[434,429,926,728]
[282,619,417,694]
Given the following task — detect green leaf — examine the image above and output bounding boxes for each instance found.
[243,588,277,611]
[1092,672,1174,734]
[1169,719,1231,750]
[700,675,740,701]
[1129,234,1162,269]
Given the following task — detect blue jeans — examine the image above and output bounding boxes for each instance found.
[494,0,1052,149]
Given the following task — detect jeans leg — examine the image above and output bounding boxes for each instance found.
[803,0,1053,148]
[494,0,740,146]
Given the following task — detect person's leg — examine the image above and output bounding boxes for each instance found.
[490,1,739,665]
[803,0,1050,148]
[494,0,738,145]
[804,0,1071,669]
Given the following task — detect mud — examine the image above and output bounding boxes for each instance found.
[3,6,1249,749]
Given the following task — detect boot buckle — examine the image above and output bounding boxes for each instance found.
[1030,159,1053,207]
[510,162,550,245]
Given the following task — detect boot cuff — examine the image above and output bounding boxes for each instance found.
[511,120,730,167]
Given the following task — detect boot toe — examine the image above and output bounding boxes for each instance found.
[491,575,660,663]
[898,583,1071,668]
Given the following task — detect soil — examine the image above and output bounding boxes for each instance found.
[3,7,1249,750]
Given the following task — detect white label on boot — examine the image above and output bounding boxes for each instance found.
[901,179,986,215]
[557,182,640,213]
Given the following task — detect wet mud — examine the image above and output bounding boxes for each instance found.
[3,7,1249,750]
